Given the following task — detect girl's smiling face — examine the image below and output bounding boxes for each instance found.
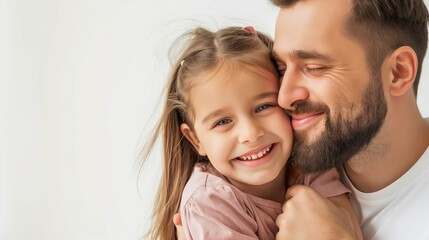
[181,65,293,196]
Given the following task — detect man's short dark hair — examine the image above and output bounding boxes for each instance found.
[270,0,429,95]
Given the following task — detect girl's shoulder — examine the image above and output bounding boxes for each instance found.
[179,165,261,239]
[180,164,249,210]
[294,167,350,198]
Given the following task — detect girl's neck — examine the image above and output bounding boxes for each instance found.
[227,167,287,203]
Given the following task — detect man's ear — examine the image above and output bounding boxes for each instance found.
[387,46,417,96]
[180,123,206,156]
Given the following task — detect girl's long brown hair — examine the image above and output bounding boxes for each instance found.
[141,26,276,240]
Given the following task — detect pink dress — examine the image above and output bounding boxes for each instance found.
[180,164,349,240]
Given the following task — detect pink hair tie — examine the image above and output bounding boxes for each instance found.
[242,26,257,36]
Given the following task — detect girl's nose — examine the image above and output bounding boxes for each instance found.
[237,119,264,143]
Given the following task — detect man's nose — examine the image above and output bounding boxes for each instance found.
[278,71,309,110]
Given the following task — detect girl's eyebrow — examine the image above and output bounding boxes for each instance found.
[254,92,278,101]
[201,109,225,124]
[200,91,278,124]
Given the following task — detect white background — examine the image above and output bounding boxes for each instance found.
[0,0,428,239]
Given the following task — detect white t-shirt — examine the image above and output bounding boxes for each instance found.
[343,146,429,240]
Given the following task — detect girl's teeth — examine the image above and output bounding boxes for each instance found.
[239,145,272,161]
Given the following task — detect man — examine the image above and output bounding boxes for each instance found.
[272,0,429,239]
[175,0,429,239]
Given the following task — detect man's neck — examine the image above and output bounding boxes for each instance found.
[344,115,429,193]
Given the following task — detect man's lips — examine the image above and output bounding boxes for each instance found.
[290,113,324,129]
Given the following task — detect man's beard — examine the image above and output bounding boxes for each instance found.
[286,76,388,173]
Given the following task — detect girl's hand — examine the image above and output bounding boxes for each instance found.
[173,213,186,240]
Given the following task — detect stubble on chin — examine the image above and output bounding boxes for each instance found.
[290,76,388,173]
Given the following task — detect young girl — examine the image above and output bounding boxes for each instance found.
[142,26,362,240]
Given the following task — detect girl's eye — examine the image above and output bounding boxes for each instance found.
[214,119,231,128]
[255,104,272,113]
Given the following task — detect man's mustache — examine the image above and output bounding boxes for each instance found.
[283,100,331,116]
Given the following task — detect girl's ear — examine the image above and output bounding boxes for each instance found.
[180,123,207,156]
[387,46,417,97]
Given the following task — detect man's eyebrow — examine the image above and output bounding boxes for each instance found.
[290,50,334,61]
[272,50,335,62]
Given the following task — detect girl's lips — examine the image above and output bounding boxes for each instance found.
[290,113,324,130]
[236,144,273,161]
[232,144,276,168]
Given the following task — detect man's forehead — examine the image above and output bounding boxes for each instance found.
[273,1,353,61]
[273,0,352,35]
